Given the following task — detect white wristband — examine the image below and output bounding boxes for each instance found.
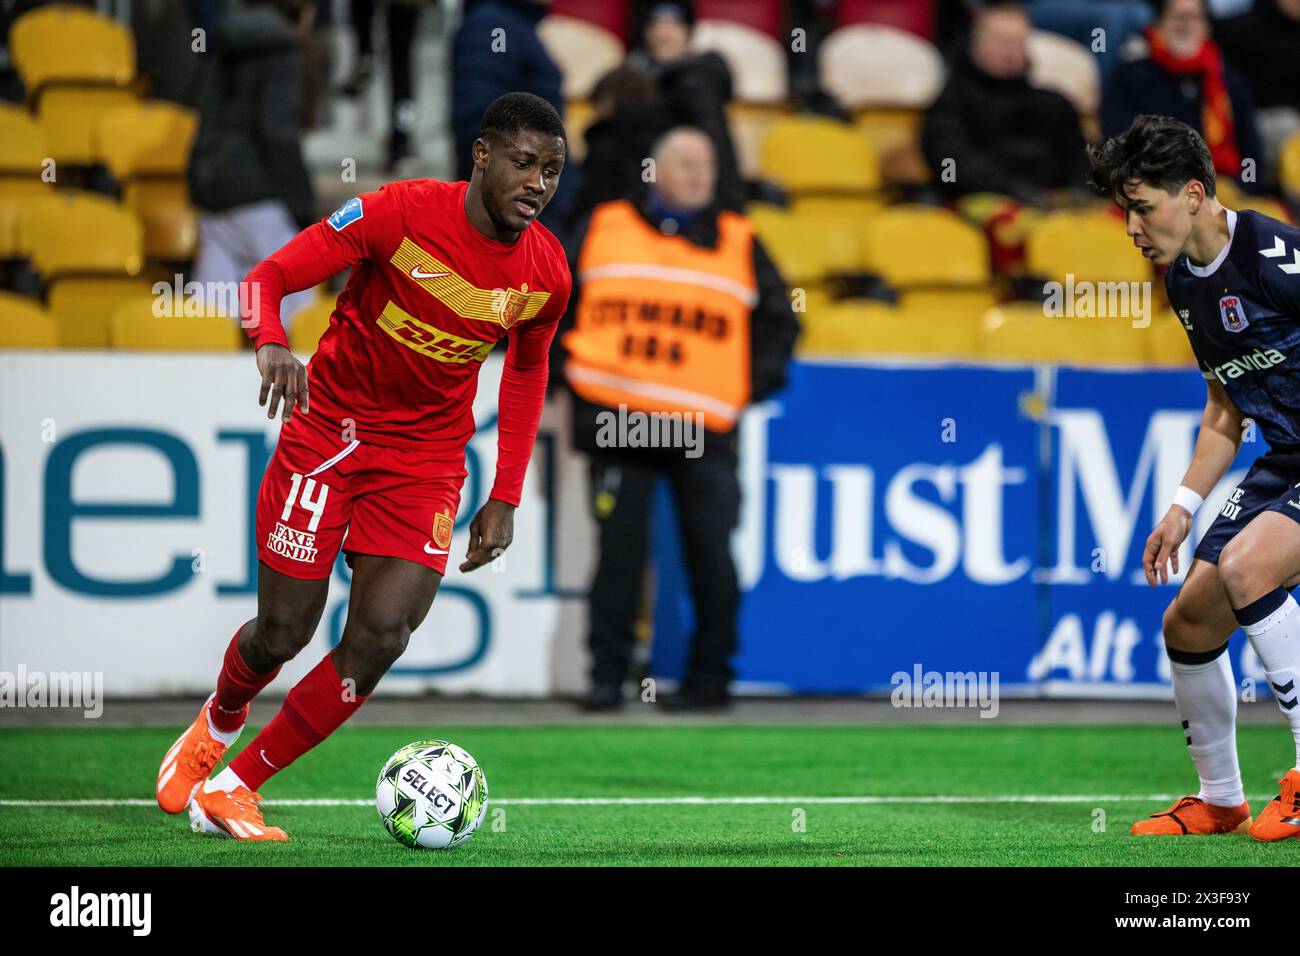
[1171,485,1203,517]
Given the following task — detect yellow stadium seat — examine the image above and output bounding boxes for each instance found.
[0,104,50,190]
[10,5,135,97]
[38,87,139,166]
[1025,210,1151,286]
[96,103,200,260]
[0,291,58,348]
[758,115,880,195]
[853,108,928,185]
[979,302,1148,365]
[748,205,861,286]
[898,288,998,318]
[109,292,243,351]
[798,299,983,359]
[127,182,197,260]
[790,195,884,220]
[98,100,196,179]
[19,191,143,278]
[1281,133,1300,199]
[861,205,990,290]
[18,192,147,346]
[48,276,155,348]
[289,295,338,353]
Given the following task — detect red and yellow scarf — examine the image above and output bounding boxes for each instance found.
[1143,26,1239,174]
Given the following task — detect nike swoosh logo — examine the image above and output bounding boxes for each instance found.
[424,543,449,555]
[259,749,278,770]
[410,266,451,280]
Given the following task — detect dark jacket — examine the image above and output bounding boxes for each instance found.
[921,52,1089,201]
[1102,41,1264,192]
[572,99,673,223]
[1215,0,1300,113]
[627,49,746,212]
[555,196,799,458]
[451,0,565,184]
[450,0,570,235]
[188,4,314,226]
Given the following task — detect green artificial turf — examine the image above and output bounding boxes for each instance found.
[2,723,1298,866]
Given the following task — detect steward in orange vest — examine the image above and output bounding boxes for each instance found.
[557,166,797,711]
[559,195,797,457]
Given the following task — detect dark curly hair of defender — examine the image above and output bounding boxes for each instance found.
[478,92,567,146]
[1086,114,1216,202]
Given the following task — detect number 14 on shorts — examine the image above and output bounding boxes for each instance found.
[282,473,331,533]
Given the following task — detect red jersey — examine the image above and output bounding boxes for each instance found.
[244,178,572,506]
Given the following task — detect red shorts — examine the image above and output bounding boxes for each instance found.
[255,415,467,578]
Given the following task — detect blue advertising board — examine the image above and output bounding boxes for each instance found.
[651,360,1268,695]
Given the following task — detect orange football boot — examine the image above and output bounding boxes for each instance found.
[189,784,287,842]
[1249,770,1300,842]
[1130,795,1251,835]
[156,695,242,814]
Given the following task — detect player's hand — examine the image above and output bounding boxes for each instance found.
[1143,505,1193,586]
[256,344,309,422]
[459,498,515,573]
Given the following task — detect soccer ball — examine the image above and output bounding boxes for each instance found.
[375,740,488,850]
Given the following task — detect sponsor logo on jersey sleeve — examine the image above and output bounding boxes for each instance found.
[328,197,364,232]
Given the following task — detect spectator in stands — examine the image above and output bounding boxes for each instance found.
[571,66,671,224]
[921,1,1090,273]
[559,127,797,712]
[1215,0,1300,170]
[451,0,573,236]
[627,2,746,212]
[188,0,316,327]
[339,0,427,172]
[922,2,1088,202]
[1103,0,1264,193]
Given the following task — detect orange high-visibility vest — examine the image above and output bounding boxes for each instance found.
[564,199,756,433]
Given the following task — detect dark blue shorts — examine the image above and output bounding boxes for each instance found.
[1194,453,1300,564]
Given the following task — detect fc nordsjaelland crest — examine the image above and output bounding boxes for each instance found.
[1219,295,1249,333]
[496,286,528,328]
[432,507,453,549]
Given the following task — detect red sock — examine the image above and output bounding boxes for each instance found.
[211,629,281,733]
[229,652,367,791]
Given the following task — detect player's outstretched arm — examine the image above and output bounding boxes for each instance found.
[1144,378,1243,585]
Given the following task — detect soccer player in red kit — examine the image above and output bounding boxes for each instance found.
[155,92,571,841]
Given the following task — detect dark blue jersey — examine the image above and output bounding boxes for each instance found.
[1165,209,1300,453]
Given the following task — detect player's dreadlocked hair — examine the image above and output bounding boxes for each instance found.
[478,92,566,146]
[1086,114,1216,201]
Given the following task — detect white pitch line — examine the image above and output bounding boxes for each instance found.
[0,794,1270,808]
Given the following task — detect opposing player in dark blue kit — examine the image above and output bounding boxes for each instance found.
[1089,115,1300,841]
